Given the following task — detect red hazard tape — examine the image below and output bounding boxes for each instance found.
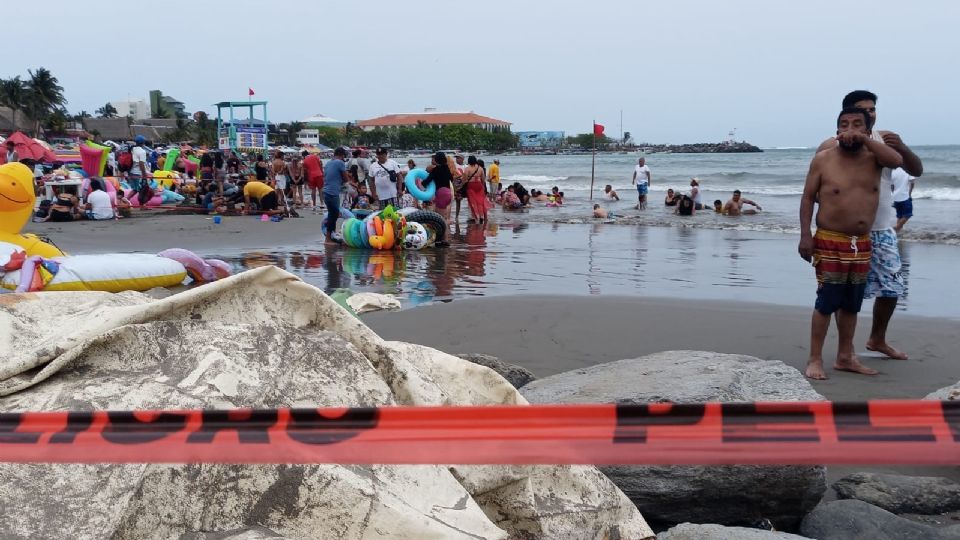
[1,400,958,465]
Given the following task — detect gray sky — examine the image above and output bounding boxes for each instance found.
[9,0,958,146]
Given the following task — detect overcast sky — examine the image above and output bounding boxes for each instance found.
[8,0,957,147]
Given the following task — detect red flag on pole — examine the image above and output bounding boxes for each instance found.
[593,123,605,136]
[248,88,255,96]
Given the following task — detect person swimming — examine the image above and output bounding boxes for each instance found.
[593,203,615,219]
[664,188,679,206]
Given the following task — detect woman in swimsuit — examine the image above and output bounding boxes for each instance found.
[664,188,679,206]
[254,154,269,183]
[287,155,304,208]
[40,193,80,222]
[271,151,287,191]
[463,156,488,224]
[423,152,454,223]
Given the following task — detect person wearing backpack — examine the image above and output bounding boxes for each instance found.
[124,136,149,189]
[368,147,401,208]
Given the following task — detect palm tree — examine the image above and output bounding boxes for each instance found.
[44,108,69,134]
[24,68,67,136]
[287,121,305,145]
[95,103,118,118]
[0,77,27,130]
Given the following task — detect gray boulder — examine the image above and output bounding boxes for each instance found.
[457,353,537,389]
[833,472,960,515]
[800,499,960,540]
[657,523,811,539]
[521,351,827,530]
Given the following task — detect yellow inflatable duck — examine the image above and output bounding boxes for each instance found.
[0,162,65,257]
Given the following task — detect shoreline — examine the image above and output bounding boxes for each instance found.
[24,213,960,320]
[24,200,960,249]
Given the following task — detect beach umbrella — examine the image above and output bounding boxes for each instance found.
[4,132,57,163]
[33,138,53,150]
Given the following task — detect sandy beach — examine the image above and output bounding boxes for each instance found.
[363,295,960,402]
[363,295,960,486]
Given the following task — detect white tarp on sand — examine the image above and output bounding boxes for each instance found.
[0,266,652,539]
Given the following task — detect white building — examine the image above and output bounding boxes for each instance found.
[300,113,346,128]
[297,129,320,146]
[110,99,150,120]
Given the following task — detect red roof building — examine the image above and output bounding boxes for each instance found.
[357,110,511,132]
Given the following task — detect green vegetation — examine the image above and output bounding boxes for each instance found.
[95,103,118,118]
[566,133,612,149]
[0,68,67,136]
[1,68,521,152]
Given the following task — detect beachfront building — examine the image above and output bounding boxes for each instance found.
[81,118,179,143]
[296,129,320,146]
[150,90,187,119]
[516,131,565,149]
[300,113,347,129]
[109,99,150,120]
[357,109,511,132]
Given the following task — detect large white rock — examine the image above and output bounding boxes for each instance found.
[0,266,652,539]
[521,351,827,531]
[925,381,960,401]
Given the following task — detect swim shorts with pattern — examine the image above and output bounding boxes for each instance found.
[865,228,905,299]
[812,229,872,315]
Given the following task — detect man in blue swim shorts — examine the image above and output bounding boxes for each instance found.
[632,157,651,210]
[891,167,915,233]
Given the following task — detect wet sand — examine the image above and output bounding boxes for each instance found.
[29,213,960,319]
[363,295,960,402]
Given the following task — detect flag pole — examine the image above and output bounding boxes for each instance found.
[590,120,596,201]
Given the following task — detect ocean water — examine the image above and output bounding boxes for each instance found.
[221,224,960,319]
[469,146,959,244]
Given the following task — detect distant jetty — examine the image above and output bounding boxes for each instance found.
[644,141,762,154]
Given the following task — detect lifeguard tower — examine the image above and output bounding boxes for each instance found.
[215,101,269,153]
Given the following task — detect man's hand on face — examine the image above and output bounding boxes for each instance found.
[881,131,904,149]
[837,131,868,145]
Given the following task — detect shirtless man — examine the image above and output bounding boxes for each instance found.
[817,90,923,361]
[799,108,903,380]
[603,185,620,201]
[723,190,762,215]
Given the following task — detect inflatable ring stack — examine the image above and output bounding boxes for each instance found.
[339,205,447,250]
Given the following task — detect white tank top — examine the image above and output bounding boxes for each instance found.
[870,129,895,231]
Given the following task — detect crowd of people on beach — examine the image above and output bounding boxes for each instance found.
[591,159,766,219]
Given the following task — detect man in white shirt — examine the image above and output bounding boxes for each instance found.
[129,135,150,191]
[84,178,116,220]
[631,157,651,209]
[368,148,401,208]
[891,168,915,232]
